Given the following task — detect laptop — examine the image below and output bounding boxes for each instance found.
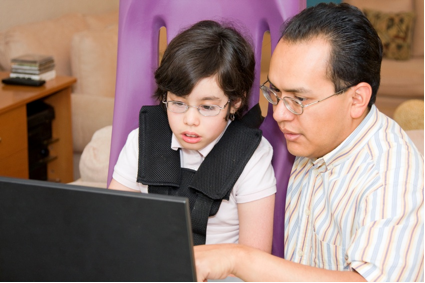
[0,176,196,281]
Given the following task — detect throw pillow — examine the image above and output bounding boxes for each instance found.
[364,9,415,60]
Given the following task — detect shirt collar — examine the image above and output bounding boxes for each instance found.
[171,120,232,157]
[313,105,381,170]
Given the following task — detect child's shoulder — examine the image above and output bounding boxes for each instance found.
[260,135,273,148]
[125,128,139,143]
[255,136,273,156]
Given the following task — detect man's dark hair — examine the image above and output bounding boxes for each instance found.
[280,3,383,107]
[154,20,255,119]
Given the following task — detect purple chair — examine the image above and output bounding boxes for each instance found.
[108,0,303,257]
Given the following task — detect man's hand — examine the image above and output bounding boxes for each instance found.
[194,243,367,282]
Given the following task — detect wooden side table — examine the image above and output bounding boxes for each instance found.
[0,72,76,183]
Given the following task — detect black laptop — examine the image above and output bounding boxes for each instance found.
[0,177,196,281]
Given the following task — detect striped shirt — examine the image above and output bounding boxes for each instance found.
[284,105,424,282]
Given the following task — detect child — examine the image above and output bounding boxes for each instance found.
[109,20,276,252]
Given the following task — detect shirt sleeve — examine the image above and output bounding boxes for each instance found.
[346,152,424,282]
[233,136,277,203]
[112,128,147,192]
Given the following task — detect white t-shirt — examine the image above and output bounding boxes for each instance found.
[113,125,276,244]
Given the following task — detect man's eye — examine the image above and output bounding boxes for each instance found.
[270,85,280,93]
[200,105,217,111]
[295,96,306,102]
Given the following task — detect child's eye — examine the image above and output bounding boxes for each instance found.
[199,105,218,111]
[171,101,186,106]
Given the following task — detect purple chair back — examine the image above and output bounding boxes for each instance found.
[108,0,303,257]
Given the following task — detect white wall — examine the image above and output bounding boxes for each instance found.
[0,0,119,32]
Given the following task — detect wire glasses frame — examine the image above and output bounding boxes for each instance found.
[260,79,352,115]
[162,99,230,117]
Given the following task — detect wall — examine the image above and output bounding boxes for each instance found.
[0,0,342,32]
[0,0,119,32]
[307,0,341,7]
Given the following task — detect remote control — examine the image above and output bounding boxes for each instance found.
[2,77,46,87]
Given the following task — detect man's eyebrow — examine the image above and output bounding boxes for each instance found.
[268,77,308,94]
[282,87,309,94]
[267,77,281,92]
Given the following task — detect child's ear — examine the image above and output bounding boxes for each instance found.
[350,82,371,119]
[231,98,242,112]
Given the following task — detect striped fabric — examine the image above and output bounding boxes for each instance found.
[284,105,424,282]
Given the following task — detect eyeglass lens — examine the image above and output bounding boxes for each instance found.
[165,101,223,117]
[261,84,303,115]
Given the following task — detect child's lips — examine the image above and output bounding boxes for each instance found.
[181,132,201,143]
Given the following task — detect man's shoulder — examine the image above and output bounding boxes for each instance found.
[368,114,422,159]
[358,114,424,182]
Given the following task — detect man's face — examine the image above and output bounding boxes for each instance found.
[269,37,354,159]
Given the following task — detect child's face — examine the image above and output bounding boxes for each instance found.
[166,76,239,151]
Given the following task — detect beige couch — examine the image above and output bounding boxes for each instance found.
[344,0,424,117]
[0,11,119,180]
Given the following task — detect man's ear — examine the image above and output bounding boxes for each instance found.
[350,83,371,119]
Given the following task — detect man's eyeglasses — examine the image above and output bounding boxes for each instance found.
[260,79,352,115]
[162,100,230,117]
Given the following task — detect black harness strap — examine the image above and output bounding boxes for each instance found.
[137,105,263,245]
[191,193,214,245]
[137,106,180,186]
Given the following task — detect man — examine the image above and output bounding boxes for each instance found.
[194,3,424,282]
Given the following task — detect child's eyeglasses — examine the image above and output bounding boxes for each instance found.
[162,100,230,117]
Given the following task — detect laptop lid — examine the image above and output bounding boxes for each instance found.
[0,177,196,281]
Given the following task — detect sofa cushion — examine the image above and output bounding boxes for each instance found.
[79,125,112,185]
[379,56,424,97]
[84,10,119,30]
[412,0,424,57]
[393,99,424,130]
[0,32,7,71]
[364,9,415,60]
[70,24,118,98]
[69,180,108,188]
[0,13,89,76]
[344,0,424,57]
[71,94,114,153]
[344,0,413,13]
[406,129,424,156]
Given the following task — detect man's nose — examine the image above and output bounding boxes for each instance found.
[273,99,295,123]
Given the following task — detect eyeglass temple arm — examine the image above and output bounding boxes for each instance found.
[302,89,347,108]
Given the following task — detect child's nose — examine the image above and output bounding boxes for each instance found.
[183,106,200,126]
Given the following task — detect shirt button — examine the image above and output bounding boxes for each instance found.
[298,249,304,257]
[305,209,310,216]
[345,255,349,260]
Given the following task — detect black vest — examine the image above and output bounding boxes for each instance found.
[137,105,263,245]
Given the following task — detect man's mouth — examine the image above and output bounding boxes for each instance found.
[280,128,301,142]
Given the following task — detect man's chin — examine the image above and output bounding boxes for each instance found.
[286,143,310,158]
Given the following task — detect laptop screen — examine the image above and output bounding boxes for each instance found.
[0,177,196,281]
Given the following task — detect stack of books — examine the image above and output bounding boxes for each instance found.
[10,54,56,81]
